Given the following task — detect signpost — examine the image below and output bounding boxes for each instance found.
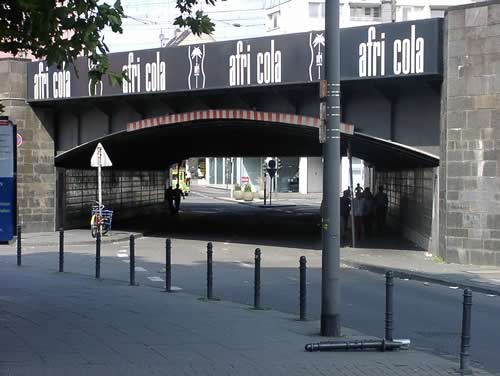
[16,134,22,148]
[91,143,113,220]
[321,0,342,337]
[0,118,16,242]
[266,160,277,207]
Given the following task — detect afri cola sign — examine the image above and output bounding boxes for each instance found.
[27,18,442,101]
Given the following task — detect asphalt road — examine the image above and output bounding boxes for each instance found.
[9,187,500,374]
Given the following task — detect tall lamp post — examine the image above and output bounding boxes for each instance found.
[321,0,341,337]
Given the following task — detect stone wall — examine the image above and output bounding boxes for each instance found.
[0,59,56,233]
[440,1,500,265]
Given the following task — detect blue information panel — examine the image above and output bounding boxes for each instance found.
[0,122,15,241]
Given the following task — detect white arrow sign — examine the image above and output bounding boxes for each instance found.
[91,143,112,167]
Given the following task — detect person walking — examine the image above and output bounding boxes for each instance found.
[339,190,351,242]
[363,187,375,237]
[172,184,185,215]
[165,184,175,215]
[374,185,389,232]
[352,191,365,242]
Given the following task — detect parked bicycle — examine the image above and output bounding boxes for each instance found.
[90,203,113,238]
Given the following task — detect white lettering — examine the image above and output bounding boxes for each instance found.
[393,25,425,76]
[358,27,385,78]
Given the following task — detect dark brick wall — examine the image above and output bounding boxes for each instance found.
[440,3,500,266]
[0,59,56,233]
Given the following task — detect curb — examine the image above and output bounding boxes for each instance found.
[22,232,143,247]
[343,260,500,297]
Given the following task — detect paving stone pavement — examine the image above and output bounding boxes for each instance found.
[0,263,494,376]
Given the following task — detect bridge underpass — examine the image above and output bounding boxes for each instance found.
[54,109,439,251]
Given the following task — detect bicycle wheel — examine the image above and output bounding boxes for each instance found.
[90,214,98,238]
[102,222,110,236]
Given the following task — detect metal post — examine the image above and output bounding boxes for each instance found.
[129,235,135,286]
[59,228,64,272]
[269,177,273,206]
[385,271,394,340]
[348,140,356,247]
[460,289,472,374]
[264,173,267,206]
[321,0,342,337]
[165,238,172,292]
[95,233,101,279]
[254,248,261,309]
[207,242,213,300]
[16,225,21,266]
[300,256,307,321]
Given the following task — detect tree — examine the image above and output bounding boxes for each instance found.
[0,0,216,93]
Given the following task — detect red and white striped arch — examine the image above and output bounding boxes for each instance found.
[127,109,353,134]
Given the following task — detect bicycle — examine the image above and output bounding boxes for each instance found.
[90,203,113,238]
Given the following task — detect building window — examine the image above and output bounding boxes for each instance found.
[309,2,325,18]
[267,10,280,30]
[402,6,411,21]
[351,6,380,20]
[431,8,445,18]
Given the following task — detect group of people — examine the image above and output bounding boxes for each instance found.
[339,184,389,242]
[165,184,185,215]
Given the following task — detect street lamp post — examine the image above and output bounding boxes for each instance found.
[321,0,341,337]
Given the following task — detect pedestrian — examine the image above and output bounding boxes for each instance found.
[165,185,175,215]
[352,191,365,242]
[340,190,351,241]
[186,169,191,187]
[362,187,375,237]
[173,184,185,215]
[374,185,388,232]
[355,183,363,196]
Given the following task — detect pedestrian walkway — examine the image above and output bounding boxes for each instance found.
[342,246,500,296]
[0,262,492,376]
[18,229,142,246]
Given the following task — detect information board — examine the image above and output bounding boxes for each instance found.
[0,120,15,241]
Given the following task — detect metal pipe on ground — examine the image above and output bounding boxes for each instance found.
[129,235,135,286]
[59,228,64,273]
[305,339,410,352]
[254,248,261,309]
[300,256,307,321]
[16,225,21,266]
[460,288,472,374]
[165,238,172,292]
[207,242,213,300]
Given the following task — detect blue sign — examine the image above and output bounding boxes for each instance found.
[0,122,15,241]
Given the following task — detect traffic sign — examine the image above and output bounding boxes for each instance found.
[91,143,112,167]
[16,134,22,147]
[241,176,249,184]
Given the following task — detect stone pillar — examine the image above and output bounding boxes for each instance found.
[0,58,56,233]
[440,3,500,266]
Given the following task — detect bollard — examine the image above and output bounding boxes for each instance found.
[207,242,213,300]
[300,256,307,321]
[129,235,135,286]
[460,288,472,374]
[165,238,172,292]
[59,228,64,272]
[385,271,394,341]
[16,225,21,266]
[95,233,101,279]
[254,248,261,309]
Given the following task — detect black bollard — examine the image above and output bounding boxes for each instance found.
[59,228,64,272]
[254,248,261,309]
[129,235,135,286]
[16,225,21,266]
[460,288,472,374]
[207,242,213,300]
[95,233,101,279]
[300,256,307,321]
[165,238,172,292]
[385,271,394,341]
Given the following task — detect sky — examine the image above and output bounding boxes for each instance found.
[103,0,268,52]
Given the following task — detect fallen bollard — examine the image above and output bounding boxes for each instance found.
[254,248,261,309]
[459,288,472,374]
[59,228,64,272]
[305,339,411,352]
[299,256,307,321]
[165,238,172,292]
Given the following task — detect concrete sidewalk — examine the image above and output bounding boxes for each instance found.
[0,262,492,376]
[342,247,500,296]
[17,229,142,247]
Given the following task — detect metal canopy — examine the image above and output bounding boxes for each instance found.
[55,119,439,170]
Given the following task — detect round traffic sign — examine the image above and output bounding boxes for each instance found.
[16,133,22,147]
